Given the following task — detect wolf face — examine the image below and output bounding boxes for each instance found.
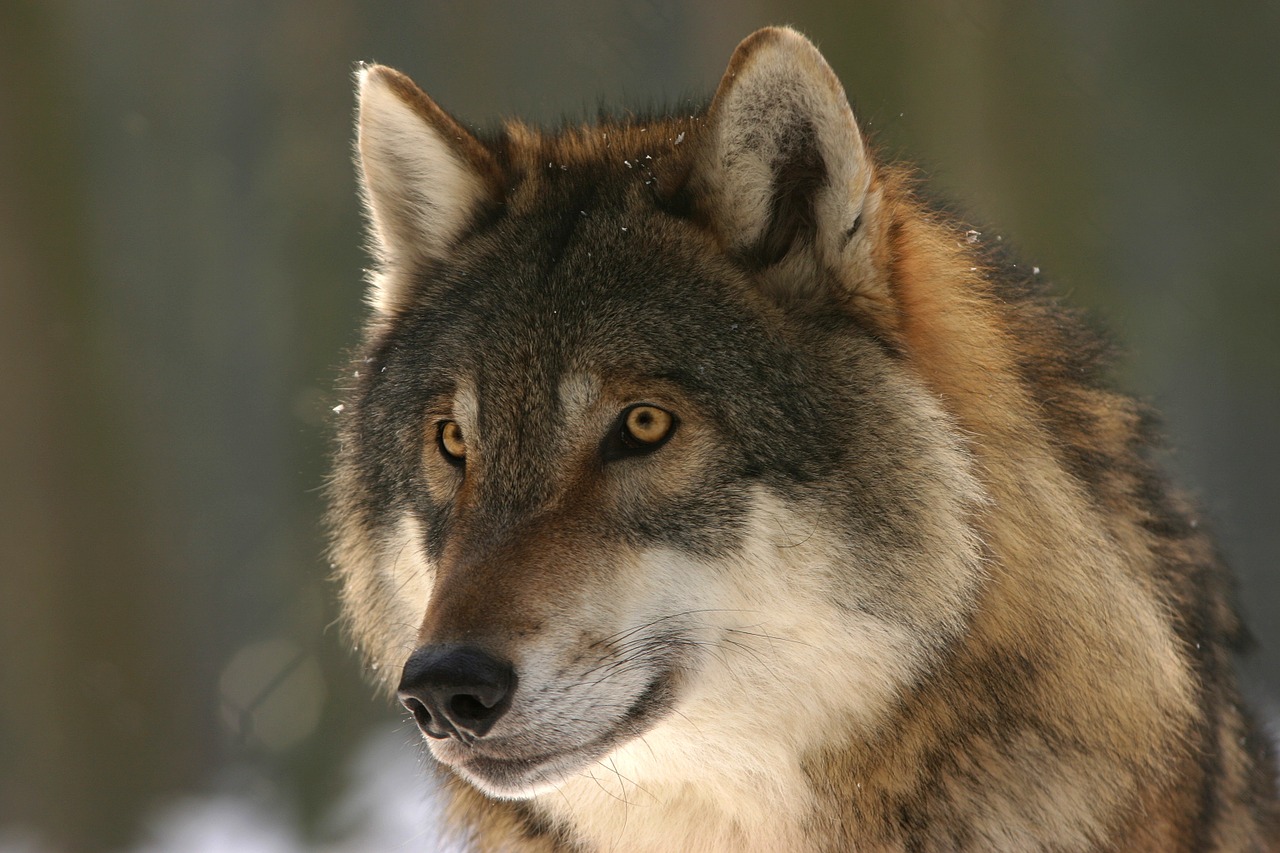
[331,27,1277,853]
[335,30,984,805]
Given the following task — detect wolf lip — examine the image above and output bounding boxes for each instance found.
[441,671,677,793]
[447,729,626,794]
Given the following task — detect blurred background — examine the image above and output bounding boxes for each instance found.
[2,1,1277,850]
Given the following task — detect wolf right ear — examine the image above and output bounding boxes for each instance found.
[355,65,502,314]
[694,28,880,301]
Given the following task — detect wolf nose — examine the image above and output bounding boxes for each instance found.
[397,645,516,741]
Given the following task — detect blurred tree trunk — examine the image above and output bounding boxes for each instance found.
[0,4,201,849]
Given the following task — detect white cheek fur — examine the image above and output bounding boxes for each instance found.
[531,489,963,852]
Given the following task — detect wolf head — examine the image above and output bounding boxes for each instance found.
[331,28,985,803]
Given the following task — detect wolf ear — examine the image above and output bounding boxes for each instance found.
[355,64,502,312]
[697,28,875,286]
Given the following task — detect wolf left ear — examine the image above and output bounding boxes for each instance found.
[355,65,502,314]
[696,28,877,294]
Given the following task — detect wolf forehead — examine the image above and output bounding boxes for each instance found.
[384,160,751,377]
[359,210,859,474]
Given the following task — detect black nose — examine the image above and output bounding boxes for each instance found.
[397,645,516,741]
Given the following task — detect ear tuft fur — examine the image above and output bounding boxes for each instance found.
[697,27,874,278]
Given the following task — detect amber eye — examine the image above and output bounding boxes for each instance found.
[623,405,674,446]
[602,404,677,462]
[438,420,467,465]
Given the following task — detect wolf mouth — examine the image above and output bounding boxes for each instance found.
[446,670,677,795]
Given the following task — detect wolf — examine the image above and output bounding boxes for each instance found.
[328,26,1279,852]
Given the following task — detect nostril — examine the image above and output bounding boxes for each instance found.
[449,693,491,724]
[401,695,445,739]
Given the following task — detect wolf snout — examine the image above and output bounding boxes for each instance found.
[398,644,516,741]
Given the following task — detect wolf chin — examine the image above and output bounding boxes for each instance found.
[328,26,1279,852]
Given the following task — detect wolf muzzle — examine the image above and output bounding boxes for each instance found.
[397,644,516,741]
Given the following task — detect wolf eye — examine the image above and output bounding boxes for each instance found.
[604,404,676,462]
[624,405,673,445]
[437,420,467,465]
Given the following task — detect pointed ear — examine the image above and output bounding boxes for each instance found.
[697,28,875,279]
[355,64,502,312]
